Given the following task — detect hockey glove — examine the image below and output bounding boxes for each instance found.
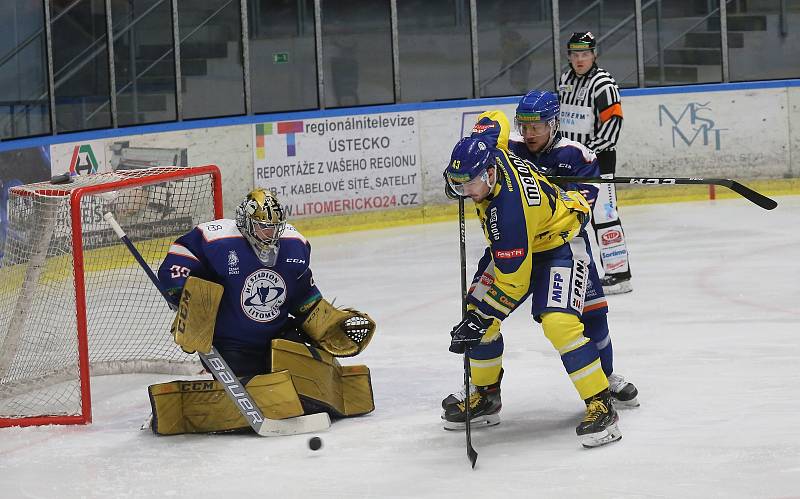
[449,310,499,354]
[301,298,376,357]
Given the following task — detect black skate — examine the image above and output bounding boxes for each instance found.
[608,373,640,408]
[442,377,502,431]
[576,389,622,448]
[601,274,633,295]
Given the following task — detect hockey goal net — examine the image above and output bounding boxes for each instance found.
[0,165,222,427]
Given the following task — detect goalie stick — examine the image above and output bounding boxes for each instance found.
[548,176,778,211]
[103,212,330,437]
[458,197,479,469]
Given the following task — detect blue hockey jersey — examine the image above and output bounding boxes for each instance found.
[508,134,600,206]
[158,219,321,349]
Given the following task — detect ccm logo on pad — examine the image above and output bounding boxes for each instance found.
[495,248,524,259]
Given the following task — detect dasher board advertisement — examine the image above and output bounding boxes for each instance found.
[253,113,422,218]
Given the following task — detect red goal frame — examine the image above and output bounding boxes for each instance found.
[0,165,223,428]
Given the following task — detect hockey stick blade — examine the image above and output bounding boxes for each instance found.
[548,176,778,210]
[256,412,331,436]
[725,180,777,210]
[103,212,331,437]
[468,446,478,468]
[464,352,478,469]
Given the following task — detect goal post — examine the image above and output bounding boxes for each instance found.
[0,165,223,427]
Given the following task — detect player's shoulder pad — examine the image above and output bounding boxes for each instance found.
[554,137,596,164]
[197,219,243,242]
[279,224,312,270]
[496,150,542,203]
[471,110,511,152]
[281,223,308,245]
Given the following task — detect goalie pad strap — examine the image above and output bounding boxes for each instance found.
[171,276,224,354]
[271,339,374,417]
[148,371,304,435]
[300,298,376,357]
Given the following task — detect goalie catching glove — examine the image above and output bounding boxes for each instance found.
[301,298,376,357]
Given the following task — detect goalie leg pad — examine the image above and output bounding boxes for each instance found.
[271,339,375,417]
[171,276,224,354]
[148,371,304,435]
[300,298,376,357]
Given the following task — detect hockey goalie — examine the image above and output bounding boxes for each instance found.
[147,189,377,435]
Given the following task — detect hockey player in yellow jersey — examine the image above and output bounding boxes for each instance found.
[441,131,622,448]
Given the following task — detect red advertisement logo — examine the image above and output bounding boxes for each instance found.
[607,261,626,271]
[602,229,623,245]
[495,248,525,259]
[472,123,495,134]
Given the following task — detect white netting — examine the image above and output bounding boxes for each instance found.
[0,166,218,424]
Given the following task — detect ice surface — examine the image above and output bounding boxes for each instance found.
[1,196,798,498]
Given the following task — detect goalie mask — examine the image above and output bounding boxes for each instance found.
[236,189,286,266]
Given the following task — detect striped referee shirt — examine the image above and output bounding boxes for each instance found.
[557,64,623,153]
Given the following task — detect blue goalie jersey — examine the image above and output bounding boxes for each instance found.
[157,219,322,350]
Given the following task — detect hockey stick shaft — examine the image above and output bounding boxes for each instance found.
[103,212,330,436]
[458,198,478,468]
[548,176,778,210]
[103,213,178,310]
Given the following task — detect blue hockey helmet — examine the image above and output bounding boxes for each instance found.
[515,90,560,148]
[443,137,496,197]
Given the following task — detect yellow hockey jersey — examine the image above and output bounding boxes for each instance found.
[470,148,590,320]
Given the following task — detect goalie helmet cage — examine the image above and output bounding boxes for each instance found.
[0,165,223,428]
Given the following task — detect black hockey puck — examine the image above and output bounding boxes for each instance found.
[308,436,323,451]
[50,173,73,185]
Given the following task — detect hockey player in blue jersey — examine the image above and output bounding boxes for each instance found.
[148,189,377,435]
[442,135,622,447]
[509,90,639,407]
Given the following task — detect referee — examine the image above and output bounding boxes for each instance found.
[558,31,632,295]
